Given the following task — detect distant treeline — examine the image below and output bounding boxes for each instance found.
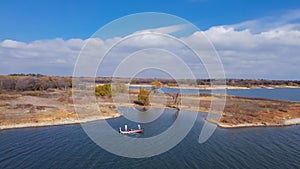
[0,75,72,91]
[225,79,300,87]
[1,74,299,92]
[95,77,300,87]
[9,73,45,77]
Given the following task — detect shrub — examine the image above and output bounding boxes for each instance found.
[151,80,163,89]
[167,83,179,87]
[95,84,112,97]
[137,87,151,106]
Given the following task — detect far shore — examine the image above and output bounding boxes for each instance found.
[167,85,300,90]
[128,84,300,90]
[165,85,249,90]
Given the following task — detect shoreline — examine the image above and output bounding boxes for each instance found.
[207,118,300,128]
[128,84,300,90]
[1,105,299,130]
[0,114,121,130]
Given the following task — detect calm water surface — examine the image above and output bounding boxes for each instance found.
[0,89,299,168]
[131,87,300,101]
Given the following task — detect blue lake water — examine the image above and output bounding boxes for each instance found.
[227,88,300,101]
[0,88,299,168]
[131,86,300,101]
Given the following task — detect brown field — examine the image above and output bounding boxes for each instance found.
[0,89,299,129]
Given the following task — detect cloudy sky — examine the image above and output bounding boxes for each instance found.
[1,0,300,80]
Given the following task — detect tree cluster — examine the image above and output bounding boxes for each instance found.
[0,75,72,91]
[94,77,300,87]
[225,79,300,87]
[9,73,45,77]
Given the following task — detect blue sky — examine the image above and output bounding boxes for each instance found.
[1,0,300,79]
[1,0,299,42]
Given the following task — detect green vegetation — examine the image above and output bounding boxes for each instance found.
[137,87,151,106]
[167,83,179,87]
[94,83,127,97]
[150,80,163,89]
[95,84,112,97]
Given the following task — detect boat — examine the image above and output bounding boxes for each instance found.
[119,124,142,134]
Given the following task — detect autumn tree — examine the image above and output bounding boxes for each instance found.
[137,87,151,106]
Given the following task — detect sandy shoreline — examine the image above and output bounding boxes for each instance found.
[207,118,300,128]
[284,118,300,125]
[0,114,121,130]
[2,107,299,130]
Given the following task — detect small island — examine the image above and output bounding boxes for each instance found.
[0,74,299,130]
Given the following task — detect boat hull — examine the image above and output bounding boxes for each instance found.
[119,129,142,134]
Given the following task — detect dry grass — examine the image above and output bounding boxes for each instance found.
[0,90,299,128]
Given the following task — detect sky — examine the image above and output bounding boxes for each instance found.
[1,0,300,80]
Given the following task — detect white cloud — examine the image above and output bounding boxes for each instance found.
[1,40,26,48]
[135,24,188,34]
[200,22,300,79]
[1,11,300,79]
[0,38,86,75]
[231,9,300,33]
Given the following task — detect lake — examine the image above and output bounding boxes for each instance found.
[131,86,300,102]
[0,88,299,168]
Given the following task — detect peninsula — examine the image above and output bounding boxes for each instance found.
[0,75,299,129]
